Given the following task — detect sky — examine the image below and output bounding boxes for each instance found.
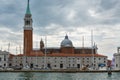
[0,0,120,59]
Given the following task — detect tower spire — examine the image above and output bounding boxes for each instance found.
[26,0,31,14]
[23,0,33,55]
[24,0,33,28]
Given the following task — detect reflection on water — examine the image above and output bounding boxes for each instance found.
[0,72,119,80]
[18,72,34,80]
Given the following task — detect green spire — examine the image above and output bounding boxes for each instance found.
[26,0,31,14]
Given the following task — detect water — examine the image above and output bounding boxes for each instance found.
[0,72,119,80]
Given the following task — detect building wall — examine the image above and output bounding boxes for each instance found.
[0,51,9,68]
[24,30,33,54]
[40,47,97,54]
[61,47,74,54]
[114,53,120,70]
[75,48,96,54]
[12,56,107,70]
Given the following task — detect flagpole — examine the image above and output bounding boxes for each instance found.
[91,30,94,70]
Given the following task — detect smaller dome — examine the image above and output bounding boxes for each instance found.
[61,35,73,47]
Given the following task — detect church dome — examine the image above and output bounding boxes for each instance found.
[61,35,73,47]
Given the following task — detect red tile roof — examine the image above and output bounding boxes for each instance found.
[16,53,107,57]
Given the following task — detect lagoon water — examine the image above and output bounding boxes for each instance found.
[0,72,119,80]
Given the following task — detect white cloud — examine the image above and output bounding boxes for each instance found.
[66,10,76,21]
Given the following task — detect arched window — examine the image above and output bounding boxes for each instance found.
[25,21,30,25]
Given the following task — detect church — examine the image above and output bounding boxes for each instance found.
[9,0,107,70]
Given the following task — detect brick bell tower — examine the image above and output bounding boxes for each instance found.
[23,0,33,55]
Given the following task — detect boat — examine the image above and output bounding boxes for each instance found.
[108,70,112,77]
[34,65,41,70]
[22,64,30,70]
[107,66,112,76]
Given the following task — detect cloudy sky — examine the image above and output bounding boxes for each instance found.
[0,0,120,59]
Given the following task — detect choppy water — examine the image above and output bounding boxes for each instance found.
[0,72,119,80]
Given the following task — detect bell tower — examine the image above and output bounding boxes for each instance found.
[23,0,33,54]
[40,39,44,51]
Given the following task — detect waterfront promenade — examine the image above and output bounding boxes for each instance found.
[0,69,119,73]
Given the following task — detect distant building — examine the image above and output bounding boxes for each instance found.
[11,53,107,70]
[0,50,9,68]
[114,47,120,70]
[10,0,108,70]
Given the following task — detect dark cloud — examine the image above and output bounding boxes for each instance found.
[99,0,118,11]
[0,0,120,31]
[30,0,120,28]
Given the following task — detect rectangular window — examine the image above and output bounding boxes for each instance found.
[69,64,70,67]
[77,64,80,68]
[54,65,56,67]
[60,64,63,68]
[73,64,74,67]
[4,55,6,61]
[116,64,118,67]
[99,58,101,60]
[4,64,6,67]
[26,21,30,25]
[104,61,106,63]
[4,58,6,61]
[0,57,2,61]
